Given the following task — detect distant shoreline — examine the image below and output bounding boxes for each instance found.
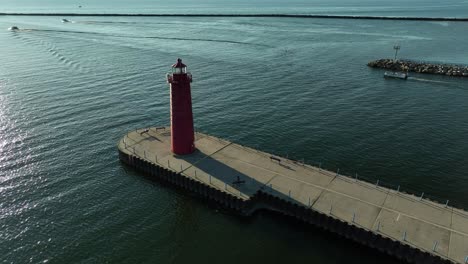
[1,13,468,21]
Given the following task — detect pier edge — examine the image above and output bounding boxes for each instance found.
[118,137,454,264]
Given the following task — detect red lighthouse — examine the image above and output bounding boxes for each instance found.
[167,58,195,155]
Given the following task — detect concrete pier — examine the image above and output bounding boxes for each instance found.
[118,127,468,264]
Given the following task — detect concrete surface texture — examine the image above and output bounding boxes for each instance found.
[118,127,468,264]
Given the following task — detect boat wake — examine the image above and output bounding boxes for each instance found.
[75,20,144,25]
[10,28,268,47]
[407,77,454,84]
[15,32,88,74]
[137,35,270,47]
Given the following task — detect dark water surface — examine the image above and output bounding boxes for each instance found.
[1,9,468,264]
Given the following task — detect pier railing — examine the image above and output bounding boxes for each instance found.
[122,126,468,215]
[119,127,468,263]
[193,127,468,211]
[121,127,250,200]
[261,178,465,263]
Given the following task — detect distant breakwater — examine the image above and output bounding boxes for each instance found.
[368,59,468,77]
[1,13,468,21]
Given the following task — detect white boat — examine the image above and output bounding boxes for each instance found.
[8,26,19,31]
[384,71,408,80]
[62,19,70,23]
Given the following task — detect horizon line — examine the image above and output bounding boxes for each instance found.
[1,13,468,21]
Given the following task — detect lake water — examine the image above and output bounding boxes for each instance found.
[1,1,468,263]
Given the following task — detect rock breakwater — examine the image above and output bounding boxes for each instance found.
[368,59,468,77]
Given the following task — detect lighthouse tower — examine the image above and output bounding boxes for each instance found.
[167,58,195,155]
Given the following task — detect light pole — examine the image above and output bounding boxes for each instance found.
[393,44,401,61]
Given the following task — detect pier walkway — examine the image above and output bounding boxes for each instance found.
[118,127,468,264]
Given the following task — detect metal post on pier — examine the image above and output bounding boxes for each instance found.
[224,182,227,191]
[336,168,340,177]
[402,231,407,241]
[397,185,400,192]
[376,180,379,188]
[432,241,439,252]
[376,221,381,232]
[180,164,183,171]
[329,205,333,215]
[352,212,356,223]
[288,190,291,198]
[445,200,449,208]
[419,192,424,201]
[308,197,311,207]
[209,175,212,184]
[393,44,401,61]
[355,173,358,182]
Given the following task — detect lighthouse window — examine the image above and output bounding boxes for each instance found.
[173,67,187,74]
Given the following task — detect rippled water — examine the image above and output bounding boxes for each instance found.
[1,7,468,264]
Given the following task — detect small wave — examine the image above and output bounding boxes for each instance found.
[430,21,450,27]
